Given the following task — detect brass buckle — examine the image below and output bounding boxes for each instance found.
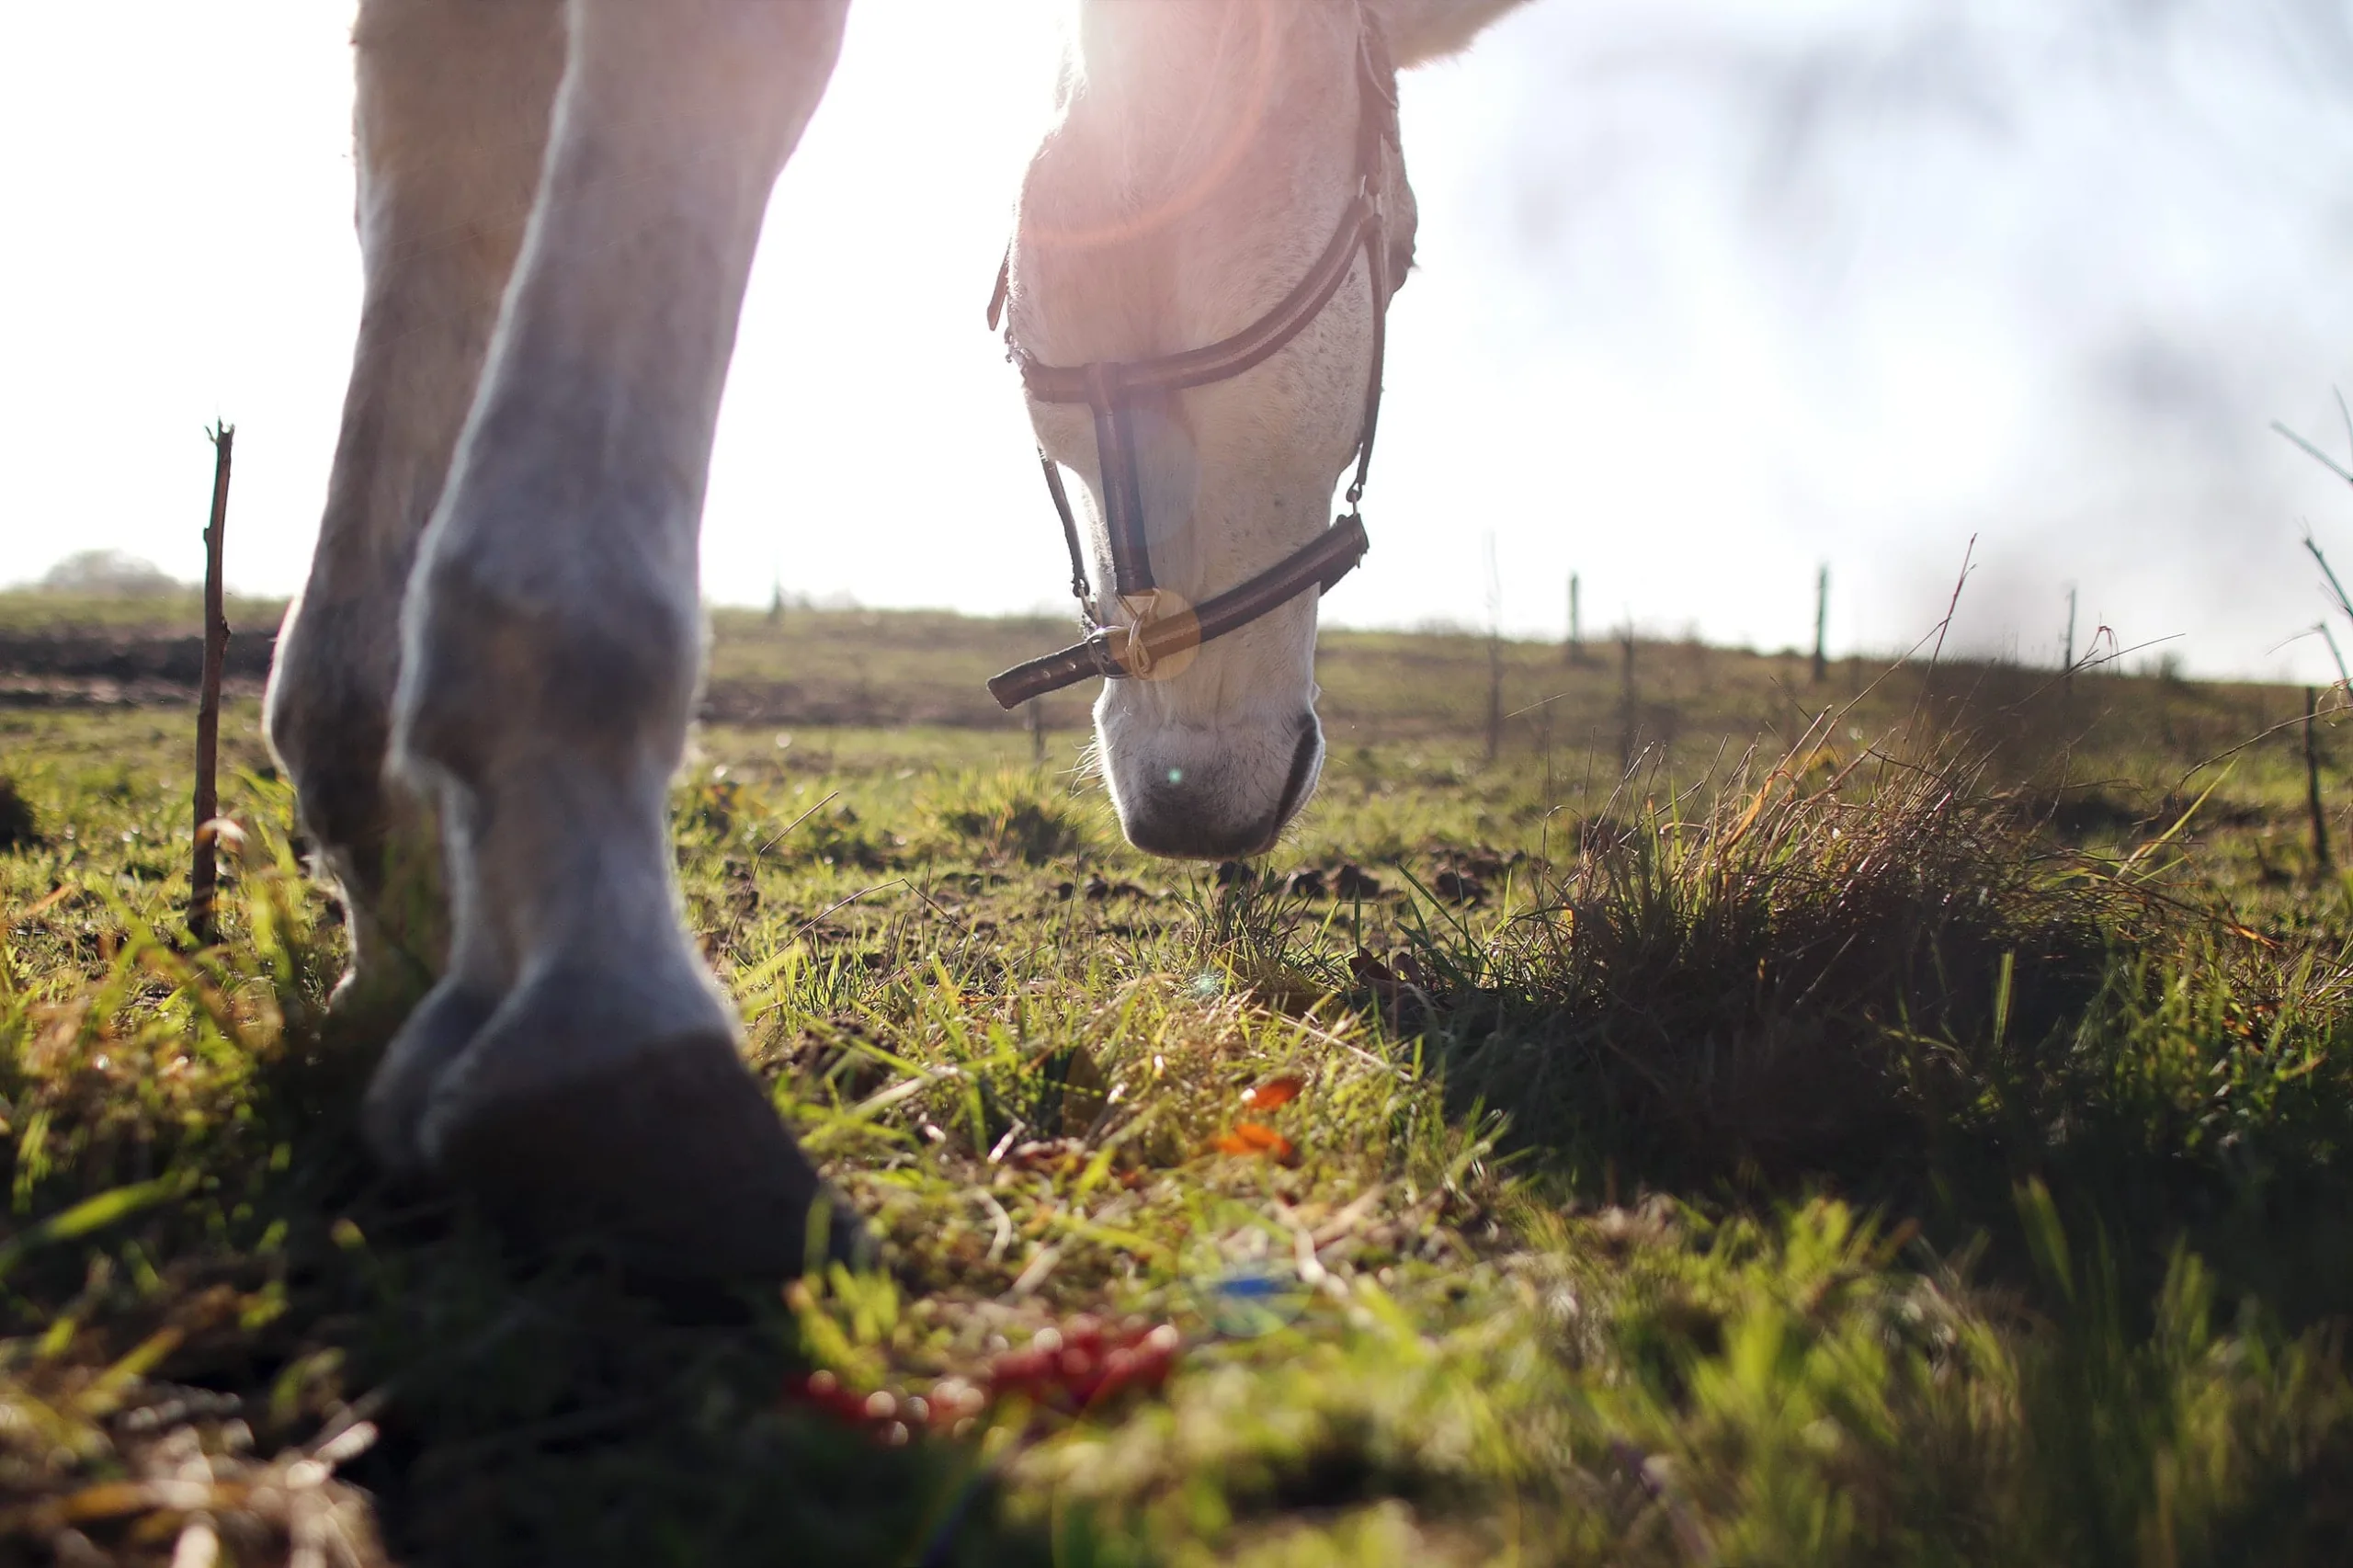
[1115,589,1199,681]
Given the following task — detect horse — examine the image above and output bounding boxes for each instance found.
[263,0,1532,1278]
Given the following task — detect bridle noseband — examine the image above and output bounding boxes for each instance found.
[984,19,1403,710]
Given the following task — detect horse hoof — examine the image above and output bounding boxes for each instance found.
[421,1019,864,1281]
[362,977,498,1174]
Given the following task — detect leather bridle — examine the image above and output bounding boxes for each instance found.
[984,17,1403,710]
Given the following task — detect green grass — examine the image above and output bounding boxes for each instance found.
[4,610,2353,1564]
[0,591,289,638]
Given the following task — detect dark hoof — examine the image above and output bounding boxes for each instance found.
[426,1029,869,1282]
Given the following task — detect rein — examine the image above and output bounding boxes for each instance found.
[984,17,1401,710]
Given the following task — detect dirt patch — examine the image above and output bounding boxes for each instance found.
[0,628,276,709]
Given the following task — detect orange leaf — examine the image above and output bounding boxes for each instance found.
[1211,1122,1298,1164]
[1241,1074,1306,1111]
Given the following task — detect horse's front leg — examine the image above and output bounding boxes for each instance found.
[267,0,566,1024]
[376,0,857,1278]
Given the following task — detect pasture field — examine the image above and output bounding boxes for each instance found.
[3,598,2353,1564]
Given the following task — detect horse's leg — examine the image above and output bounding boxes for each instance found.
[382,0,856,1276]
[266,0,565,1023]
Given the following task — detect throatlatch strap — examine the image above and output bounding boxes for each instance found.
[1040,450,1089,611]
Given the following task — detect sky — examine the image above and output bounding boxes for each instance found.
[6,0,2353,679]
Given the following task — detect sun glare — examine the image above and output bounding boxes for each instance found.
[2,1,2347,677]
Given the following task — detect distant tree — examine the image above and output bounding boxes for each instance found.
[37,549,184,597]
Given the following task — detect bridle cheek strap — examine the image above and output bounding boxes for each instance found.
[987,210,1389,710]
[986,19,1400,710]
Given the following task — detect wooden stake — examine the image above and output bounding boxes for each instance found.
[2306,686,2332,875]
[190,423,233,944]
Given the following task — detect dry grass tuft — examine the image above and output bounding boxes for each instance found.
[922,771,1097,867]
[1415,741,2137,1189]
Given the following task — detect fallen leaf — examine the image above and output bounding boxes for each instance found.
[1211,1122,1298,1165]
[1433,869,1488,904]
[1240,1074,1305,1111]
[1350,947,1432,996]
[1348,948,1402,994]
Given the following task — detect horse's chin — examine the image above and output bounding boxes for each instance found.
[1095,698,1324,861]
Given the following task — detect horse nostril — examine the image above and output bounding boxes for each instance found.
[1125,790,1245,859]
[1261,716,1323,847]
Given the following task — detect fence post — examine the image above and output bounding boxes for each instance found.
[190,422,234,944]
[1812,564,1829,684]
[2063,585,2077,694]
[2307,687,2333,875]
[1565,573,1582,664]
[1618,627,1638,772]
[1483,535,1504,766]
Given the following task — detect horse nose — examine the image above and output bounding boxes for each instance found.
[1119,714,1322,859]
[1123,790,1270,859]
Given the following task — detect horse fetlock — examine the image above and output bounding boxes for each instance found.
[419,942,734,1133]
[324,784,449,984]
[368,796,451,971]
[267,597,450,1023]
[267,597,395,851]
[362,974,498,1173]
[325,884,441,1046]
[395,556,703,784]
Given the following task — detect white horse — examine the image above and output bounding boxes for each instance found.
[264,0,1530,1278]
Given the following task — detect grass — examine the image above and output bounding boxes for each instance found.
[3,607,2353,1564]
